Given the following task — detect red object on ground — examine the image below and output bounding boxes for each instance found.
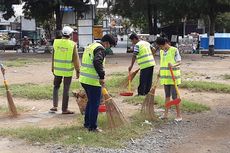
[98,104,106,112]
[120,92,134,96]
[165,98,181,108]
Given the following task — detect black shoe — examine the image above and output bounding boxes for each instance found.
[49,107,57,113]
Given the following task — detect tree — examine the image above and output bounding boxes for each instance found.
[187,0,230,55]
[22,0,90,32]
[0,0,20,20]
[111,0,162,34]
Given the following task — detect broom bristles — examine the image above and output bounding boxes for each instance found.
[141,74,160,121]
[6,90,18,116]
[141,92,156,120]
[105,99,127,129]
[120,69,140,88]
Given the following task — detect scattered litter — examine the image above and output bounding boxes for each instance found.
[158,130,163,133]
[31,106,36,111]
[142,120,152,126]
[154,108,165,112]
[77,137,82,140]
[130,138,135,144]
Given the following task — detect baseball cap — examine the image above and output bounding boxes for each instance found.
[62,26,74,36]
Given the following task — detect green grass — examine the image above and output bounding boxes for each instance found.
[222,74,230,80]
[123,95,210,113]
[181,81,230,93]
[0,82,81,100]
[4,58,48,67]
[0,105,28,114]
[0,113,155,148]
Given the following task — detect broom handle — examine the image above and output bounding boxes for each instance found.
[128,71,131,92]
[1,71,9,90]
[169,67,180,98]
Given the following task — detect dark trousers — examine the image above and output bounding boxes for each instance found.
[53,76,72,111]
[81,83,101,130]
[138,66,154,95]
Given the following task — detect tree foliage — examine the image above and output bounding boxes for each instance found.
[0,0,17,20]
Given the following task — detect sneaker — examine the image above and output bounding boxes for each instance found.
[174,117,182,122]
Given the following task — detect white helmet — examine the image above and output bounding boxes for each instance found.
[62,26,74,36]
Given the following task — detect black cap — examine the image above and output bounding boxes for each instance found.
[129,33,139,40]
[101,34,117,46]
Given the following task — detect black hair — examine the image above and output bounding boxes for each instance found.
[101,34,117,46]
[156,37,167,45]
[129,33,139,40]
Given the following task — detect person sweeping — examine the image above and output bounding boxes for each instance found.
[156,37,182,122]
[79,34,116,132]
[128,33,156,96]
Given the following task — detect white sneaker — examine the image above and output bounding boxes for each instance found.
[174,117,182,122]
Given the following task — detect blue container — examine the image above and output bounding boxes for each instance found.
[200,33,230,52]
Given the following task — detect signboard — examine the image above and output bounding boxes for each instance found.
[21,17,36,31]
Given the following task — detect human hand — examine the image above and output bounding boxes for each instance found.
[168,63,173,68]
[99,79,105,87]
[76,71,80,79]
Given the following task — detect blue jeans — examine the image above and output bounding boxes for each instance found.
[81,83,101,130]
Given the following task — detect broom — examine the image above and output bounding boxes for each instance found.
[141,73,160,120]
[120,68,140,88]
[1,73,18,116]
[102,87,127,129]
[165,67,181,108]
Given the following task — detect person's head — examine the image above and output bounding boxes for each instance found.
[129,33,139,45]
[101,34,116,49]
[156,37,169,50]
[62,26,74,38]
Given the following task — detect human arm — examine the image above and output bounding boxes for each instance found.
[72,45,81,79]
[51,50,54,73]
[168,49,181,68]
[0,64,5,75]
[93,47,106,86]
[128,55,136,72]
[128,45,138,72]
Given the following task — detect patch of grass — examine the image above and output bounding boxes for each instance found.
[123,95,210,113]
[5,58,47,67]
[222,74,230,80]
[0,82,81,100]
[123,96,145,105]
[0,105,28,114]
[181,81,230,93]
[0,113,156,148]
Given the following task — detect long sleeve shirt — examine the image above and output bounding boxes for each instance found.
[93,46,106,79]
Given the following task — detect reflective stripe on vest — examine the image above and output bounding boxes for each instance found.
[79,43,105,87]
[160,47,181,85]
[136,41,155,70]
[53,39,75,77]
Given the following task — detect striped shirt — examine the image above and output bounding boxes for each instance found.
[133,42,153,56]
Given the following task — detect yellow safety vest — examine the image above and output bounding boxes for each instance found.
[53,39,75,77]
[136,40,155,70]
[79,43,105,87]
[160,47,181,85]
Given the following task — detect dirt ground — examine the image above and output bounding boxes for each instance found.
[0,52,230,153]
